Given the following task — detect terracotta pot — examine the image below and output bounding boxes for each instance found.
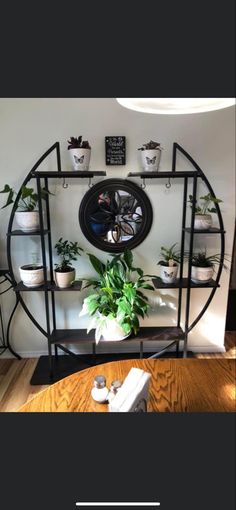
[15,211,40,232]
[191,265,214,283]
[19,265,44,287]
[194,214,212,230]
[54,268,75,288]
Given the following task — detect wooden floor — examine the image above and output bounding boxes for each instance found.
[0,331,235,412]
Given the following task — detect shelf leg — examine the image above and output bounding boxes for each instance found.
[176,341,179,358]
[48,339,53,380]
[140,341,143,359]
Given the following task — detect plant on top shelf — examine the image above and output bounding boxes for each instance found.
[54,237,83,288]
[79,249,155,344]
[188,193,223,230]
[190,250,228,284]
[138,140,163,172]
[0,184,53,233]
[67,136,91,171]
[157,243,181,284]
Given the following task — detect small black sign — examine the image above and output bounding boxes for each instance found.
[105,136,126,165]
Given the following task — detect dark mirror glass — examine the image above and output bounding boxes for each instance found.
[79,179,153,252]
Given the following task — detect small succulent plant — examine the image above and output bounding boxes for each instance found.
[67,136,91,150]
[138,140,162,151]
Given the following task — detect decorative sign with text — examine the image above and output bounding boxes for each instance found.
[105,136,126,165]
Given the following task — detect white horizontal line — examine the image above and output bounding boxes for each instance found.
[75,503,160,507]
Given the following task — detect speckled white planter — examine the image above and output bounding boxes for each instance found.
[191,265,214,283]
[54,268,75,288]
[194,214,212,230]
[99,317,129,343]
[160,264,178,283]
[15,211,40,232]
[69,148,91,171]
[141,149,161,172]
[19,265,45,287]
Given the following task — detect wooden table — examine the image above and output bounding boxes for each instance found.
[18,358,236,412]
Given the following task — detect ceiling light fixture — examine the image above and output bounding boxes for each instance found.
[116,98,235,114]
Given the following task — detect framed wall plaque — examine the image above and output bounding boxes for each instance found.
[105,136,126,165]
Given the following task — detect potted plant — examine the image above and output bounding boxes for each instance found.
[188,193,223,230]
[190,250,228,283]
[67,136,91,171]
[19,253,45,288]
[157,243,181,283]
[138,140,163,172]
[0,184,52,232]
[79,249,154,344]
[54,237,83,288]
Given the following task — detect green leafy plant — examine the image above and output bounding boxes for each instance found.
[157,243,181,267]
[0,184,53,212]
[188,193,222,215]
[54,238,83,272]
[138,140,162,151]
[79,249,155,341]
[67,136,91,150]
[191,250,228,270]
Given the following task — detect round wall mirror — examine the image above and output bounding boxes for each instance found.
[79,178,153,252]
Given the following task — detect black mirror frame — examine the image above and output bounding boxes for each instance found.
[78,178,153,253]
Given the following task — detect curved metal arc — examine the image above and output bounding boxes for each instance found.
[18,294,47,337]
[6,143,59,337]
[6,293,21,359]
[7,142,60,282]
[174,143,225,333]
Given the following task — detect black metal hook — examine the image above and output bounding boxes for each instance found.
[62,178,68,189]
[165,178,171,189]
[141,178,146,189]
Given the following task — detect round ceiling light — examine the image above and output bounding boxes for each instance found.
[116,98,235,114]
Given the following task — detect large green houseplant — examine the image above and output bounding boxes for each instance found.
[79,249,154,343]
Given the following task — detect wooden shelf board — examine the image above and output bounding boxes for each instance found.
[7,229,50,236]
[14,280,82,292]
[127,171,199,178]
[184,227,225,234]
[50,326,184,345]
[31,171,106,178]
[152,277,220,289]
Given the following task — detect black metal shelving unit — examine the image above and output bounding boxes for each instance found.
[6,141,225,380]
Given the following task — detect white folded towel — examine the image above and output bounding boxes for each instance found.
[108,367,151,412]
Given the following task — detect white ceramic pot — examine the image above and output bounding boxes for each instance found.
[54,268,75,288]
[15,211,40,232]
[194,214,212,230]
[141,149,161,172]
[69,148,91,171]
[191,265,214,283]
[100,317,129,342]
[19,265,45,287]
[160,264,178,283]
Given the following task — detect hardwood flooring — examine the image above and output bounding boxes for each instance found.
[0,331,235,412]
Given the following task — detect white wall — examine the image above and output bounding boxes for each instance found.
[0,98,235,356]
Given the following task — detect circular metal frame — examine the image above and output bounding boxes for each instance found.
[79,178,153,253]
